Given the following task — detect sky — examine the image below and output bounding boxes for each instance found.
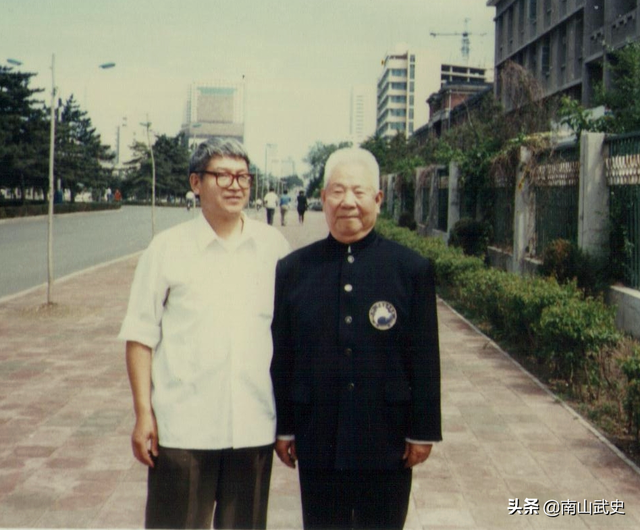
[1,0,497,175]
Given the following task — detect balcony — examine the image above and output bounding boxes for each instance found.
[610,8,639,49]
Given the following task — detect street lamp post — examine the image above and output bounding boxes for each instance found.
[9,57,115,305]
[141,118,157,237]
[47,54,57,305]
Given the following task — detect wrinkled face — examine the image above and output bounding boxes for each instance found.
[321,161,383,244]
[190,156,250,220]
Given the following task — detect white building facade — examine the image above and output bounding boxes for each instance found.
[182,79,246,147]
[376,46,441,139]
[376,45,490,139]
[349,85,377,146]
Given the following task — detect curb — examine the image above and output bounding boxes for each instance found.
[0,251,143,306]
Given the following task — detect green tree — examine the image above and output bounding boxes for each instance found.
[152,133,191,200]
[122,132,190,202]
[0,66,49,202]
[281,174,303,191]
[303,140,351,198]
[55,95,113,200]
[599,42,640,132]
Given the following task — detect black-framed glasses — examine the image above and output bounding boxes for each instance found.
[200,170,254,189]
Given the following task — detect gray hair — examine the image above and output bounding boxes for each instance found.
[189,137,250,174]
[323,148,380,190]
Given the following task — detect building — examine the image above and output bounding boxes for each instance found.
[488,0,640,109]
[376,44,489,139]
[414,82,493,142]
[349,85,377,146]
[182,79,245,147]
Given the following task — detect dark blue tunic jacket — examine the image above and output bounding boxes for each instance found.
[271,230,442,470]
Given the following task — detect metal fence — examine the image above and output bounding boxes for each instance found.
[531,145,580,257]
[437,168,449,231]
[606,132,640,288]
[421,173,429,224]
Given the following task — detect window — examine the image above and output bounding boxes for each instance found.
[558,24,567,84]
[518,0,525,43]
[410,65,415,80]
[410,82,414,93]
[544,0,551,27]
[529,0,537,33]
[542,35,550,76]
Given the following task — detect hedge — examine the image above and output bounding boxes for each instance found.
[0,202,121,219]
[376,219,640,436]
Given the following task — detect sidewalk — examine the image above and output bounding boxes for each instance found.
[0,209,639,529]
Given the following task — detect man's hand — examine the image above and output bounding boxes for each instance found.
[275,439,297,469]
[402,442,433,468]
[131,411,159,467]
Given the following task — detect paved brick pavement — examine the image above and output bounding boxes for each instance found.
[1,208,639,528]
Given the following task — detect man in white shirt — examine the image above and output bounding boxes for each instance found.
[263,187,278,226]
[119,138,290,529]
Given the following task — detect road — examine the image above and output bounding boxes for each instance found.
[0,206,197,299]
[0,206,328,300]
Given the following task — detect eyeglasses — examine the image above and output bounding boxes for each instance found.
[200,170,254,189]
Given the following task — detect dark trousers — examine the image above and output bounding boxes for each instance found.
[145,445,273,529]
[298,467,412,530]
[266,208,275,225]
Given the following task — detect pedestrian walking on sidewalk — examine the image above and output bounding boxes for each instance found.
[271,147,442,530]
[279,188,292,226]
[119,138,290,529]
[263,187,278,225]
[296,190,308,224]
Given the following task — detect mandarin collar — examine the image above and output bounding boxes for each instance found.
[327,229,377,255]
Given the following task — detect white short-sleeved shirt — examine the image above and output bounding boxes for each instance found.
[119,212,291,450]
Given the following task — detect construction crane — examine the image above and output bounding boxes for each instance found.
[430,18,486,64]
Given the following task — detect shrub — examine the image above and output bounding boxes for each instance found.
[378,218,624,396]
[535,296,621,387]
[539,238,610,296]
[398,211,417,231]
[448,217,493,257]
[620,346,640,441]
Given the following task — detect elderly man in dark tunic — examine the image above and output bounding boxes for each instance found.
[271,147,442,530]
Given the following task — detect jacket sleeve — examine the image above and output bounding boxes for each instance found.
[406,258,442,442]
[270,259,295,436]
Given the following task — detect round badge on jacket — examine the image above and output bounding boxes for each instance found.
[369,301,397,330]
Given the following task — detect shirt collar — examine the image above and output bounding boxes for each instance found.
[195,211,256,252]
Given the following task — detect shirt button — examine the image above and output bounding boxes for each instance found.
[347,255,355,264]
[344,284,353,292]
[347,383,355,391]
[345,348,352,356]
[345,316,353,324]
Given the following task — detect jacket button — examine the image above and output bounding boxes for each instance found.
[345,316,353,324]
[345,348,352,356]
[344,284,353,292]
[347,383,355,391]
[347,255,355,263]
